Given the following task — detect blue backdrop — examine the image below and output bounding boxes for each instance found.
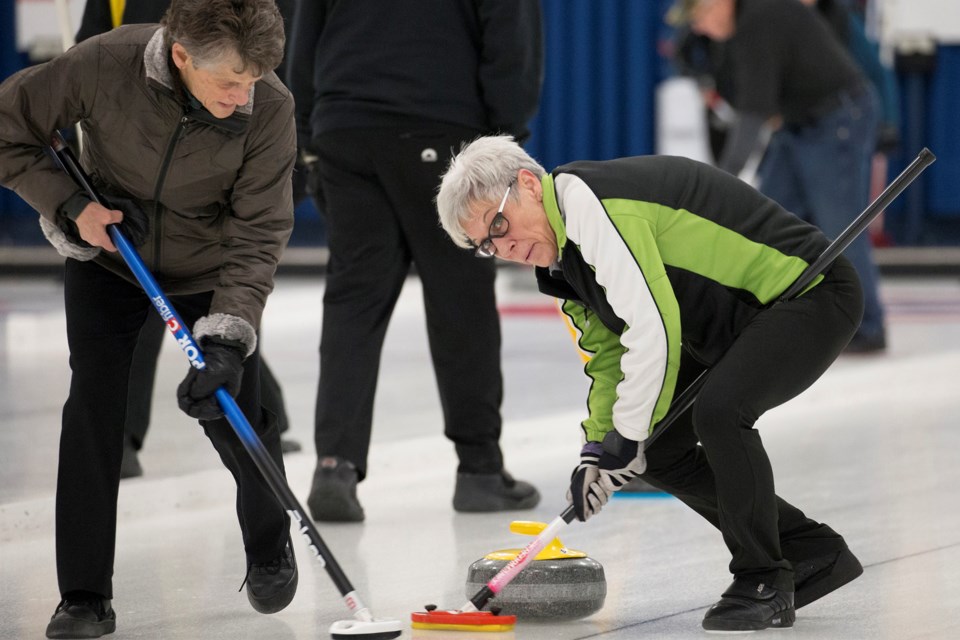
[0,0,957,247]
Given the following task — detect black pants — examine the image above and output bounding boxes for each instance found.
[57,259,289,599]
[123,312,290,451]
[642,257,863,590]
[313,123,503,479]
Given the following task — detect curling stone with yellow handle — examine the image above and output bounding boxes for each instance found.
[464,520,606,619]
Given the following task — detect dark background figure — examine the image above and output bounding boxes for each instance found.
[672,0,886,354]
[0,0,299,635]
[74,0,304,479]
[670,25,737,163]
[287,0,545,522]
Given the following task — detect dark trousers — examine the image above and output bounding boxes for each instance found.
[642,257,863,590]
[312,123,503,479]
[124,312,289,451]
[58,259,289,599]
[758,86,882,339]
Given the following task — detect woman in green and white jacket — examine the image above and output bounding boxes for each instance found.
[437,135,865,633]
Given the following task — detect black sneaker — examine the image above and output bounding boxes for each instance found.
[307,456,364,522]
[844,330,887,354]
[702,578,795,632]
[245,540,298,614]
[794,547,863,609]
[280,438,302,454]
[453,470,540,512]
[45,595,116,638]
[119,437,143,479]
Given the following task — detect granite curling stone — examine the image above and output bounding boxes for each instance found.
[465,520,606,619]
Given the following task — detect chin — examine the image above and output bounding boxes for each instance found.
[210,105,236,119]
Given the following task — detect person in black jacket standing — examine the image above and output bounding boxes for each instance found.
[668,0,885,354]
[287,0,544,522]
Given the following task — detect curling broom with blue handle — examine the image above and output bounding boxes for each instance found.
[49,131,401,640]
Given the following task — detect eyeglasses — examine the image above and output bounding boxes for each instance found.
[474,185,512,258]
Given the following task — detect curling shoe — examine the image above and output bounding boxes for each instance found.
[45,593,115,638]
[794,547,863,608]
[844,329,886,354]
[119,435,143,479]
[702,578,795,633]
[453,470,540,512]
[307,456,364,522]
[245,540,298,614]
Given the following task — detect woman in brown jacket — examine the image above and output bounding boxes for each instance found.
[0,0,298,636]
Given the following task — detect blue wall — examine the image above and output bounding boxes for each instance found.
[0,0,34,242]
[1,0,957,247]
[525,0,662,169]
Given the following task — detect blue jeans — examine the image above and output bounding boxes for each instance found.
[757,85,883,338]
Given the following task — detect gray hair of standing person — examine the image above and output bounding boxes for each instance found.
[436,135,547,250]
[161,0,285,76]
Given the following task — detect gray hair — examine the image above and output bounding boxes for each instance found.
[437,135,546,249]
[162,0,285,75]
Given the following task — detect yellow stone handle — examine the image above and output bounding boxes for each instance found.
[508,521,549,536]
[484,521,587,561]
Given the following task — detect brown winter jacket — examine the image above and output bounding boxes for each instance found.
[0,24,296,333]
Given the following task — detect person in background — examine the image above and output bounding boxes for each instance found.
[74,0,303,479]
[799,0,900,247]
[287,0,544,522]
[0,1,299,635]
[668,0,886,354]
[437,134,865,633]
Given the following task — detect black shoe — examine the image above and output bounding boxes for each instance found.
[702,578,795,632]
[280,438,302,454]
[119,438,143,479]
[45,595,116,638]
[453,470,540,512]
[307,456,364,522]
[245,540,298,614]
[844,330,887,354]
[794,547,863,609]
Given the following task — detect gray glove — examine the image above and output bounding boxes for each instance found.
[568,441,611,522]
[596,429,647,492]
[567,431,647,522]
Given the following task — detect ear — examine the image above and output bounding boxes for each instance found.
[517,168,542,201]
[171,42,190,70]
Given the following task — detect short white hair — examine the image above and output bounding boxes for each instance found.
[436,135,546,249]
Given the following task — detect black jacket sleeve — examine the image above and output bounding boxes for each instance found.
[287,0,327,151]
[75,0,114,42]
[717,111,765,177]
[476,0,544,142]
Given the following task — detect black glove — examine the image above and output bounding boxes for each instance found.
[568,441,610,522]
[567,431,647,522]
[177,336,245,420]
[299,147,326,212]
[106,195,149,247]
[875,122,900,155]
[596,430,647,490]
[291,154,310,205]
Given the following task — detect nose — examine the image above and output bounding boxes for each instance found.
[230,86,250,106]
[492,236,520,262]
